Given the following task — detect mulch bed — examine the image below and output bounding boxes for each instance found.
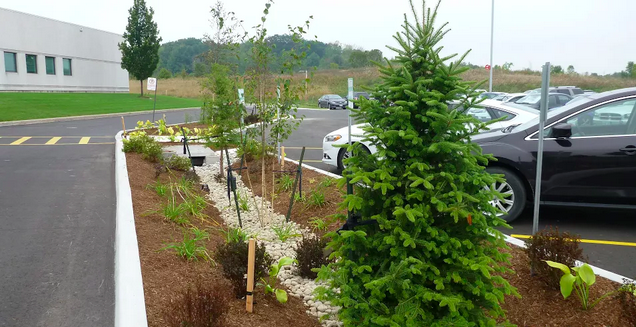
[126,153,320,327]
[139,122,210,135]
[235,157,634,326]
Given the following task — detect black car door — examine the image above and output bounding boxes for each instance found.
[536,97,636,205]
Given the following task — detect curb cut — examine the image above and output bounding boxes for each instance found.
[114,131,148,327]
[281,157,635,285]
[0,107,200,127]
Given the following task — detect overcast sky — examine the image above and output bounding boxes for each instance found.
[3,0,636,74]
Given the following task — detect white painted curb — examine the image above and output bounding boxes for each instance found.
[283,157,342,180]
[114,131,148,327]
[289,159,634,285]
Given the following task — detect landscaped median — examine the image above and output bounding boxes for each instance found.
[114,131,636,327]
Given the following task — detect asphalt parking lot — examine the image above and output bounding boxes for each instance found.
[287,108,636,279]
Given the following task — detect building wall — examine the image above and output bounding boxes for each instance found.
[0,8,129,92]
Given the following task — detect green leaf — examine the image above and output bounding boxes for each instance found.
[275,289,288,303]
[576,264,596,286]
[545,260,571,275]
[560,273,576,299]
[278,256,297,268]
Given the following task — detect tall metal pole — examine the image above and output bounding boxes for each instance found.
[532,62,551,236]
[488,0,495,92]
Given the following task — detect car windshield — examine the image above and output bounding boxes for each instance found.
[511,96,595,132]
[516,94,541,104]
[329,95,343,100]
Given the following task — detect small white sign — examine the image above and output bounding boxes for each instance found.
[147,78,157,91]
[238,89,245,104]
[347,78,354,109]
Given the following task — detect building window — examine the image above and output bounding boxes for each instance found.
[63,58,72,76]
[4,52,17,72]
[45,56,56,75]
[26,54,37,73]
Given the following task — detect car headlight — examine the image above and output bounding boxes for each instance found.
[325,134,342,142]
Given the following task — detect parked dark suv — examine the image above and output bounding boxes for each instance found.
[474,88,636,222]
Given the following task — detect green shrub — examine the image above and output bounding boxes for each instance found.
[295,236,328,279]
[214,240,272,298]
[164,283,229,327]
[314,2,517,325]
[525,226,584,289]
[123,133,163,162]
[165,155,192,171]
[158,68,172,79]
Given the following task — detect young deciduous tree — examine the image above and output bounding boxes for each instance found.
[119,0,162,97]
[316,1,517,325]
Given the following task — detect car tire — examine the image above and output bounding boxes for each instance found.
[318,102,323,108]
[337,144,371,170]
[485,167,526,223]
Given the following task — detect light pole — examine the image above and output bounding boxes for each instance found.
[488,0,495,92]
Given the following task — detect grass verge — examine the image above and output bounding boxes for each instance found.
[0,93,201,122]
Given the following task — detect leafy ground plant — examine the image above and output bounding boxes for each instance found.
[237,191,250,212]
[182,194,207,218]
[162,196,189,225]
[147,180,168,196]
[546,261,619,310]
[307,189,326,207]
[258,257,297,303]
[277,174,295,192]
[123,133,163,162]
[618,278,636,325]
[319,178,334,188]
[315,1,517,325]
[164,283,230,327]
[219,227,249,244]
[162,227,210,261]
[309,217,328,232]
[271,224,301,242]
[165,155,192,171]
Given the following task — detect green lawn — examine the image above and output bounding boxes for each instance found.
[0,93,202,122]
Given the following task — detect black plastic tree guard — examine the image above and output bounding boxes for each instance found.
[225,148,245,228]
[285,147,306,222]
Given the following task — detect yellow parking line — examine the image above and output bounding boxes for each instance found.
[291,159,323,163]
[79,137,91,144]
[45,137,62,145]
[10,137,31,145]
[511,234,636,247]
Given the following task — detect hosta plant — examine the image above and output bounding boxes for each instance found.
[546,261,618,310]
[258,257,297,303]
[315,1,517,326]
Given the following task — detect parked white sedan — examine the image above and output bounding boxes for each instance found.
[322,100,538,169]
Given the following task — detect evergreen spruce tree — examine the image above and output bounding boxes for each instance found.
[119,0,162,97]
[316,1,517,326]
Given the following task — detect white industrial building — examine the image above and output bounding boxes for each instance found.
[0,7,129,92]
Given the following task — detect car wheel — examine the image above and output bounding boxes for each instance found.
[318,102,323,108]
[337,144,371,170]
[485,167,526,223]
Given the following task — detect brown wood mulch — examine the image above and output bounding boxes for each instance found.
[235,157,634,327]
[126,153,320,327]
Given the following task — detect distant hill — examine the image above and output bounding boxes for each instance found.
[154,36,383,76]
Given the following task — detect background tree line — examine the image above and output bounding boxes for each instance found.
[154,36,383,77]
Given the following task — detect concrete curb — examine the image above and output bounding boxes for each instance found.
[0,107,200,127]
[283,158,634,285]
[114,131,148,327]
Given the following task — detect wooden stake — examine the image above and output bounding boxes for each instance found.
[281,146,285,170]
[246,238,256,313]
[121,117,126,136]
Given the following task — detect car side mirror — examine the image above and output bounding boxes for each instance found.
[549,123,572,139]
